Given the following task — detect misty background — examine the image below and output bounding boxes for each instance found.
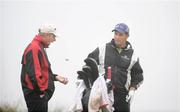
[0,0,180,111]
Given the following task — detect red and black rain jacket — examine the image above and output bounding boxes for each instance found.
[21,35,57,99]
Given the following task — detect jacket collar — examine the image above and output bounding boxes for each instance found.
[110,39,132,50]
[32,35,45,48]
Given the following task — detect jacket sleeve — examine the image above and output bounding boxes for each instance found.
[49,67,58,81]
[25,49,44,94]
[42,51,58,81]
[130,58,144,89]
[87,47,100,65]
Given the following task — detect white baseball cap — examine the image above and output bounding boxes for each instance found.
[39,24,60,37]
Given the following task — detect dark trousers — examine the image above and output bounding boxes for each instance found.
[24,93,48,112]
[113,89,130,112]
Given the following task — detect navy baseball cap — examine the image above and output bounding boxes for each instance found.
[112,23,129,36]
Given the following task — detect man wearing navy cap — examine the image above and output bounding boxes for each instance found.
[87,23,144,112]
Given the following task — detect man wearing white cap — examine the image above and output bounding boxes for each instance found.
[21,24,68,112]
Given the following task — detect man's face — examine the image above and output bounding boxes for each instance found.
[42,33,56,48]
[114,31,128,48]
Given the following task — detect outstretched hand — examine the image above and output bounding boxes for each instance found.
[55,75,68,85]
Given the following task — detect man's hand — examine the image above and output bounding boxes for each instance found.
[55,75,68,85]
[126,87,136,103]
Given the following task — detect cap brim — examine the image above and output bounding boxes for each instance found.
[112,29,126,34]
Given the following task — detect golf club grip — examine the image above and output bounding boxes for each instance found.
[107,66,112,80]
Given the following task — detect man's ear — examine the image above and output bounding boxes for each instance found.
[126,34,129,38]
[127,34,129,38]
[125,36,128,40]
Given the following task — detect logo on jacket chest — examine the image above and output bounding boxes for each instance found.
[121,55,130,61]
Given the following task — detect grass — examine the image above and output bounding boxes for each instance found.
[0,97,65,112]
[0,104,18,112]
[0,104,64,112]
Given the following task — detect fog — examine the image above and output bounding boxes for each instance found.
[0,0,180,111]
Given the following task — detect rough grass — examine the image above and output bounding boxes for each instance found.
[0,104,64,112]
[0,104,18,112]
[0,98,64,112]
